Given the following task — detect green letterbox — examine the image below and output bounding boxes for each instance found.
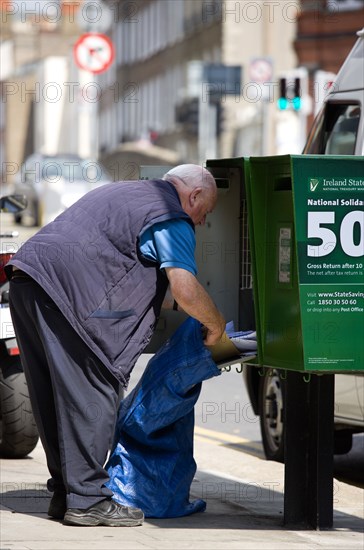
[246,154,364,372]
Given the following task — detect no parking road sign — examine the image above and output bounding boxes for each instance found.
[74,33,115,74]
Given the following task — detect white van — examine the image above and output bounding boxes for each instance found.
[304,28,364,157]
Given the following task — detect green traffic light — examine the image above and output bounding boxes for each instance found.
[277,97,288,110]
[292,96,301,110]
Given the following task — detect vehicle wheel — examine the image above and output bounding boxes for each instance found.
[259,368,285,462]
[0,355,39,458]
[334,430,353,454]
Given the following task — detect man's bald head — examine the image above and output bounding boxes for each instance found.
[163,164,216,193]
[163,164,217,226]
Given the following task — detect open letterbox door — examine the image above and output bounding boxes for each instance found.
[139,160,256,366]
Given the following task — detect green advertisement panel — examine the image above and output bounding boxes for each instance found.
[292,155,364,371]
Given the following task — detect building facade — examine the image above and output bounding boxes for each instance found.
[99,0,298,171]
[0,0,97,180]
[294,0,364,126]
[7,2,360,183]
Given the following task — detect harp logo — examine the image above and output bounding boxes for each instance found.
[309,178,320,192]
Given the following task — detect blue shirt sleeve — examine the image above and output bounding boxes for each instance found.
[139,219,197,275]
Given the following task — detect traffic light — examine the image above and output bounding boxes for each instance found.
[175,96,224,137]
[175,98,199,136]
[292,77,301,110]
[209,96,224,136]
[186,98,199,135]
[278,78,288,110]
[277,76,302,111]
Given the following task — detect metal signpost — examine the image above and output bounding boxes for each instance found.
[73,0,115,161]
[249,57,273,155]
[76,0,114,34]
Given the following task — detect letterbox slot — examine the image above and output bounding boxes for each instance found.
[274,176,292,191]
[215,178,230,190]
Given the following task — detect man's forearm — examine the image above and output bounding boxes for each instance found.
[165,267,225,344]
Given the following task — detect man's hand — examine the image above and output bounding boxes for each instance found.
[203,314,226,346]
[165,267,226,345]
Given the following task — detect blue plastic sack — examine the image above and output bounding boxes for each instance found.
[106,317,221,518]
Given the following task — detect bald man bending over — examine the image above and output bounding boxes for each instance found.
[6,164,225,527]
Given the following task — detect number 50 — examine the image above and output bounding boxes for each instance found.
[307,210,364,257]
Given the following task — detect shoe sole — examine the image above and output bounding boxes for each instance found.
[63,512,143,527]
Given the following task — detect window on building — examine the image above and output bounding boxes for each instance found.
[141,81,148,136]
[132,18,138,63]
[142,5,148,60]
[160,0,168,51]
[155,1,162,53]
[124,20,130,64]
[116,20,123,65]
[117,0,186,63]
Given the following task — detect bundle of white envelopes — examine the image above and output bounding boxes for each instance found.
[225,321,257,354]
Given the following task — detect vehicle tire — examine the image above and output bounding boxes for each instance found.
[334,430,353,454]
[259,368,285,463]
[0,355,39,458]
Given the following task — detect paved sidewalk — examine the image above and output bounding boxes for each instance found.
[1,433,363,550]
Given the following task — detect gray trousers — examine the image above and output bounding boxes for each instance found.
[9,276,120,510]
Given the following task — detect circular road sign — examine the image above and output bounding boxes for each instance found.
[249,58,273,83]
[74,33,115,74]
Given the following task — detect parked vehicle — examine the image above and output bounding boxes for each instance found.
[244,28,364,461]
[14,153,112,227]
[0,195,39,458]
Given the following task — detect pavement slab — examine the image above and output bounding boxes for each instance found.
[1,435,363,550]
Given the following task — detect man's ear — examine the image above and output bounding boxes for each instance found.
[189,187,202,206]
